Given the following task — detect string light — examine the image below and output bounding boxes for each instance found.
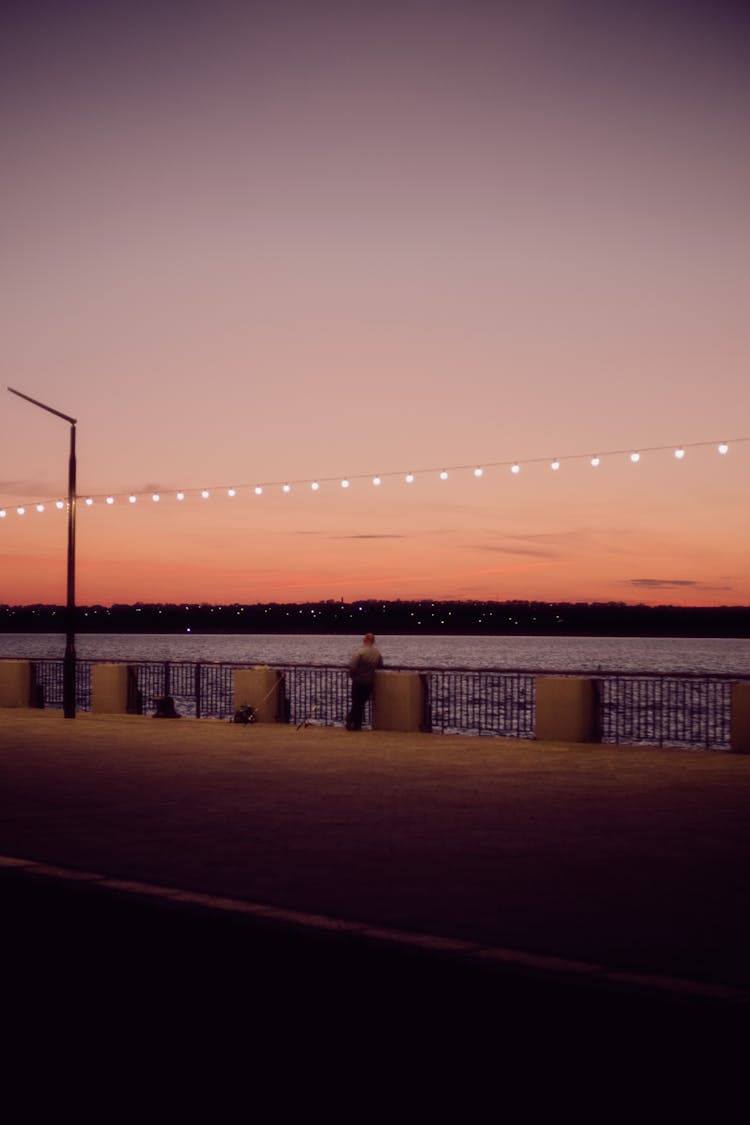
[3,436,747,518]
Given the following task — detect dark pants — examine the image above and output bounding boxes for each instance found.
[348,681,373,730]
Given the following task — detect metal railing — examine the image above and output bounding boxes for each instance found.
[26,659,748,751]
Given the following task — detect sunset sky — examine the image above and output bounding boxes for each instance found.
[2,0,748,608]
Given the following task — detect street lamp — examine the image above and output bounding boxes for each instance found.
[8,386,78,718]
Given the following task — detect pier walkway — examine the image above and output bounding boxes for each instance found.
[2,708,749,1111]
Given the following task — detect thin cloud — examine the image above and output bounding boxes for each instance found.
[628,578,734,592]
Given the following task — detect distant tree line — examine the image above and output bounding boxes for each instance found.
[1,599,749,637]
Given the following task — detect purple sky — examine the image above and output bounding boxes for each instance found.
[2,1,748,606]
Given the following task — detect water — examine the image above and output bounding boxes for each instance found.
[1,632,748,675]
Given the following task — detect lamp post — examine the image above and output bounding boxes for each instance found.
[8,387,78,718]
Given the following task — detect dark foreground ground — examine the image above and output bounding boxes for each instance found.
[2,710,748,1115]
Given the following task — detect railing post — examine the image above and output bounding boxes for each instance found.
[195,663,202,719]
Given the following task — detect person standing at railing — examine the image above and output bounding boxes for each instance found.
[346,633,383,730]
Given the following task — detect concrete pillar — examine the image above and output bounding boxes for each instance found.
[535,676,599,743]
[730,683,750,754]
[91,664,139,714]
[372,671,430,733]
[0,660,33,707]
[233,666,287,722]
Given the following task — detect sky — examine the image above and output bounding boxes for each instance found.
[1,0,748,608]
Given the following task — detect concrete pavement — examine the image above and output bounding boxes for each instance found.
[2,707,749,1000]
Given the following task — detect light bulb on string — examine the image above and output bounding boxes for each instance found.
[591,457,600,467]
[152,494,160,502]
[674,448,685,460]
[254,486,263,496]
[718,443,729,455]
[85,497,93,506]
[341,479,350,489]
[129,495,137,504]
[106,496,114,505]
[439,471,448,481]
[511,463,520,474]
[36,504,44,512]
[0,510,5,518]
[372,476,381,486]
[176,492,185,501]
[551,460,560,471]
[17,507,25,515]
[56,500,64,509]
[282,484,291,493]
[227,488,236,497]
[630,452,640,463]
[405,473,414,484]
[201,490,209,499]
[311,481,319,491]
[474,467,483,477]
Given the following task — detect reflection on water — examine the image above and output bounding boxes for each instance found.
[1,632,748,675]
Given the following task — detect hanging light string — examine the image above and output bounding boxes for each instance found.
[1,435,746,517]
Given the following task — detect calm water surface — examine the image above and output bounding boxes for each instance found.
[1,633,748,675]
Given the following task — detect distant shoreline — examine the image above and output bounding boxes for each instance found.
[2,599,749,640]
